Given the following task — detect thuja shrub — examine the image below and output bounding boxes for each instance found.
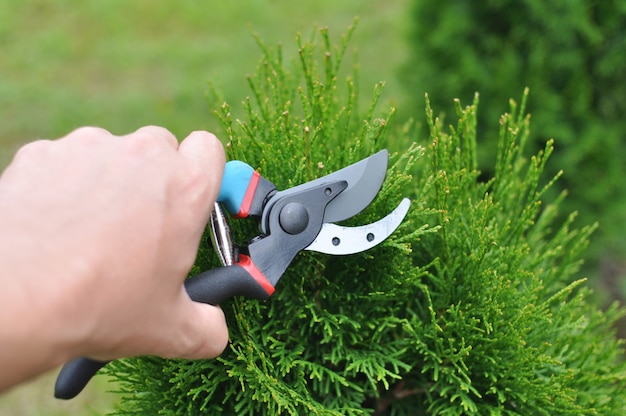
[402,0,626,271]
[106,27,626,415]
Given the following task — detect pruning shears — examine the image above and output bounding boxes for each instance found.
[54,149,410,399]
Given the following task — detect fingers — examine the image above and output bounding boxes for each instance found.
[57,127,222,162]
[138,129,228,359]
[168,294,229,360]
[168,132,228,360]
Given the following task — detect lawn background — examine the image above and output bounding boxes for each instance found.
[0,1,409,414]
[0,1,411,168]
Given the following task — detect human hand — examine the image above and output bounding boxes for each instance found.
[0,126,228,391]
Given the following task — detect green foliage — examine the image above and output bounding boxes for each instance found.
[402,0,626,274]
[106,26,626,415]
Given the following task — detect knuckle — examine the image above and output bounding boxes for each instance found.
[60,127,113,149]
[67,126,111,139]
[137,126,178,145]
[192,130,220,144]
[125,126,178,155]
[13,139,52,161]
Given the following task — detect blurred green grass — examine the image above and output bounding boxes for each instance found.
[0,0,411,168]
[0,0,410,414]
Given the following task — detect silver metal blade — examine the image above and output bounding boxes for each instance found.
[305,198,410,255]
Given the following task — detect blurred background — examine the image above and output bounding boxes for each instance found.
[0,1,624,414]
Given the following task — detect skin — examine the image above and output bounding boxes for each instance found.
[0,126,229,392]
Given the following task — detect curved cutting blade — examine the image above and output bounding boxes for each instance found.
[261,150,389,234]
[318,149,389,223]
[305,198,410,255]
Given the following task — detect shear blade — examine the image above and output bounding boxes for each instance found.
[305,198,410,255]
[261,150,389,234]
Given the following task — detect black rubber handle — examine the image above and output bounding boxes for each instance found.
[53,358,109,400]
[185,263,272,304]
[54,264,271,399]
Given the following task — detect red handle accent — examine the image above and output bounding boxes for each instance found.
[238,253,275,296]
[235,171,260,218]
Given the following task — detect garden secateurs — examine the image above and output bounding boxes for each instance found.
[54,149,410,400]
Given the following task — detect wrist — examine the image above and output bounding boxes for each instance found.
[0,253,92,391]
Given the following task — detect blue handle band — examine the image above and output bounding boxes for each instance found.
[218,160,255,216]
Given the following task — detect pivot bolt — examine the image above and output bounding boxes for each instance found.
[279,202,309,235]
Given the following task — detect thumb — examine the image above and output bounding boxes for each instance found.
[174,130,226,247]
[178,130,226,184]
